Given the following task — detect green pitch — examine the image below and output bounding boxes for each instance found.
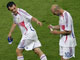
[0,0,80,60]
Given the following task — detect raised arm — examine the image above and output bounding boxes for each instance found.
[51,30,71,35]
[48,25,60,30]
[53,25,60,30]
[48,25,71,35]
[31,17,42,26]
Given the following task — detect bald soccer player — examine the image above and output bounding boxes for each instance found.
[48,5,77,60]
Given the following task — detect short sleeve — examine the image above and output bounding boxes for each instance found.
[13,18,16,24]
[19,9,32,20]
[64,12,71,31]
[12,13,17,24]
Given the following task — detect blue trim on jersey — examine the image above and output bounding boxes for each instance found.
[72,32,75,38]
[19,47,24,48]
[71,25,75,38]
[30,25,34,31]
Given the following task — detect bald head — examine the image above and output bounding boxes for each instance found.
[51,4,61,11]
[51,4,63,16]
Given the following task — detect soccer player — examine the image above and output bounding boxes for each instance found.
[48,5,77,60]
[7,1,47,60]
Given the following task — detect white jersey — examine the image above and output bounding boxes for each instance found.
[12,8,38,40]
[59,11,77,47]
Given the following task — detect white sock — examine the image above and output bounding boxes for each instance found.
[17,56,24,60]
[40,54,47,60]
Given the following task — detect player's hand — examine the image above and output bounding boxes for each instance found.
[50,30,60,34]
[7,37,13,44]
[37,21,42,26]
[48,25,53,29]
[48,24,55,29]
[8,33,13,44]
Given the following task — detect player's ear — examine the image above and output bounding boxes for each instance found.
[8,7,10,10]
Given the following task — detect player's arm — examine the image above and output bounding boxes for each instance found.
[48,25,60,30]
[53,25,60,30]
[8,23,17,37]
[20,9,42,26]
[51,30,71,35]
[31,17,42,26]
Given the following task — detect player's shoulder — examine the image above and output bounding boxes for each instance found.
[18,8,24,11]
[64,10,71,17]
[11,13,15,17]
[18,8,26,12]
[64,10,69,15]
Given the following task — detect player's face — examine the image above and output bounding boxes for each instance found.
[51,8,61,16]
[9,5,17,15]
[55,11,61,16]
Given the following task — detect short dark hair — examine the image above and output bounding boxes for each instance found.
[7,1,16,10]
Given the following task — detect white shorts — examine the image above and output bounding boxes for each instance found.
[59,46,75,59]
[17,31,41,51]
[17,39,41,51]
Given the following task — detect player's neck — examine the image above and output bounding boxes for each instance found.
[60,9,64,16]
[13,8,18,15]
